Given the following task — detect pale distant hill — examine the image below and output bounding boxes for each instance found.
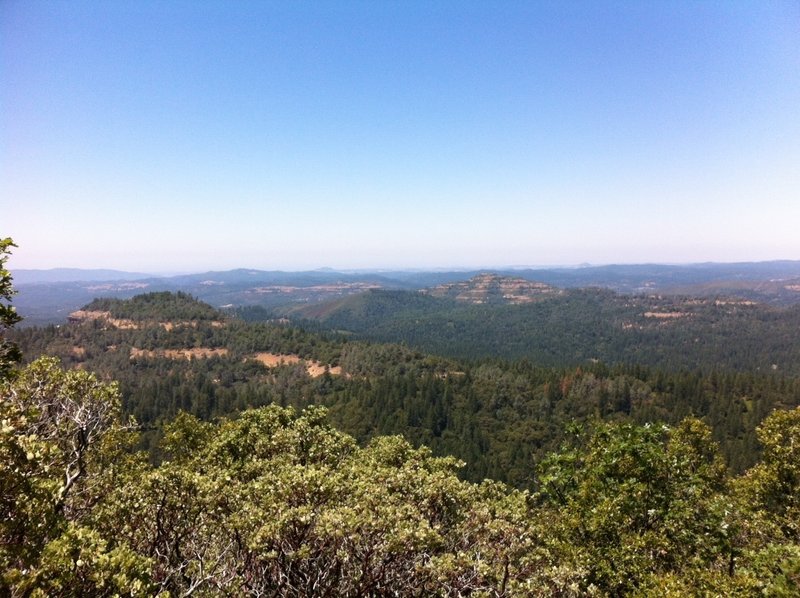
[13,268,154,284]
[10,261,800,326]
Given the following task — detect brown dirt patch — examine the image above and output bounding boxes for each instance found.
[643,311,689,319]
[130,347,229,360]
[252,352,302,367]
[159,320,226,331]
[251,352,341,378]
[69,310,139,329]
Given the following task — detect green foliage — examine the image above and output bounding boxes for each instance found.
[3,356,800,595]
[536,418,733,594]
[89,405,543,595]
[9,523,152,598]
[0,237,22,379]
[313,288,800,374]
[746,406,800,537]
[707,407,800,596]
[84,291,220,322]
[1,357,150,596]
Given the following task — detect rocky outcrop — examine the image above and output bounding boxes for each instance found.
[422,273,562,305]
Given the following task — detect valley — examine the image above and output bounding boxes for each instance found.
[5,263,800,596]
[6,254,800,597]
[11,288,800,484]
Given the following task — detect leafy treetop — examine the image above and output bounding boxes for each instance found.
[0,237,22,379]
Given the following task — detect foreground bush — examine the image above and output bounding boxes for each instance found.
[2,358,799,596]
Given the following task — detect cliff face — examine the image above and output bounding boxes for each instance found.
[422,272,562,304]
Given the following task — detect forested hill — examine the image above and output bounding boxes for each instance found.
[12,291,800,484]
[295,286,800,374]
[6,289,800,595]
[14,261,800,328]
[73,291,223,323]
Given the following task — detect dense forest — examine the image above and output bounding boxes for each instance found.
[3,251,800,595]
[11,292,800,484]
[4,358,800,595]
[293,287,800,374]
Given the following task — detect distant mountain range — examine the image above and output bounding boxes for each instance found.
[11,260,800,326]
[12,268,156,284]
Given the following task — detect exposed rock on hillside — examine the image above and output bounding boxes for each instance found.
[422,272,562,304]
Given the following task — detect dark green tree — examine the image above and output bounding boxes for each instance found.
[0,238,22,379]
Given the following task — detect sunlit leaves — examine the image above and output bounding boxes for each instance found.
[3,355,800,595]
[0,357,144,595]
[0,237,21,379]
[535,418,734,594]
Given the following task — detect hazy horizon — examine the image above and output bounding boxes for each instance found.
[3,1,798,271]
[12,257,800,281]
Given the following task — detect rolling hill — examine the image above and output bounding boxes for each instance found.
[11,291,800,485]
[12,261,800,326]
[295,274,800,374]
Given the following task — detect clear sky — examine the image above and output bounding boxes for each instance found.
[2,1,799,272]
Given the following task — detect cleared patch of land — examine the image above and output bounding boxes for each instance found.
[159,320,225,331]
[69,310,225,330]
[130,347,229,360]
[68,310,139,329]
[252,352,342,377]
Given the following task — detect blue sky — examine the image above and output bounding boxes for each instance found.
[2,1,798,271]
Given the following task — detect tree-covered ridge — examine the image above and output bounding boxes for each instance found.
[3,253,800,595]
[300,287,800,373]
[12,293,800,483]
[421,272,563,304]
[81,291,222,322]
[2,357,799,596]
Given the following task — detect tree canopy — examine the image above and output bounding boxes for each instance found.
[2,245,799,595]
[2,357,799,595]
[0,238,22,379]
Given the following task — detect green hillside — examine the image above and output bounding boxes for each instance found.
[299,286,800,374]
[12,292,800,483]
[4,281,800,594]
